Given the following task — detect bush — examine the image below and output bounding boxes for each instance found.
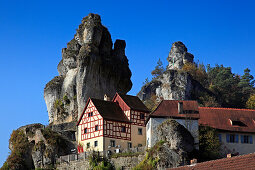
[133,141,164,170]
[1,130,30,170]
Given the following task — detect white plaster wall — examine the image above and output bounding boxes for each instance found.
[219,133,255,155]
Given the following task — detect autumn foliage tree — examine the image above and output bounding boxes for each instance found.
[151,59,165,79]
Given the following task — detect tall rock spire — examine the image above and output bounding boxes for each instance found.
[44,13,132,124]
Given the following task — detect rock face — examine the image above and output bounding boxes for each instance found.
[167,41,194,70]
[138,41,194,101]
[44,13,132,124]
[137,41,212,103]
[15,124,75,169]
[154,119,194,169]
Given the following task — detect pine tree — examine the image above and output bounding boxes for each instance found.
[151,59,165,78]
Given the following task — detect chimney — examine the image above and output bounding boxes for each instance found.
[190,158,197,165]
[227,153,233,158]
[178,102,183,114]
[104,94,110,101]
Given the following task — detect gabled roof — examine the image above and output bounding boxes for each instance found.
[77,98,130,126]
[199,107,255,133]
[170,153,255,170]
[149,100,199,120]
[91,98,130,123]
[115,93,150,112]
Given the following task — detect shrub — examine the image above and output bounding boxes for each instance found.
[1,130,30,170]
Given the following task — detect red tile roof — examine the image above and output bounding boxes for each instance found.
[91,98,130,123]
[149,100,199,119]
[77,98,130,125]
[199,107,255,133]
[170,153,255,170]
[117,93,150,112]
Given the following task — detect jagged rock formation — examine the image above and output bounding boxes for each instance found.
[167,41,194,70]
[9,124,75,169]
[44,13,132,124]
[137,41,211,104]
[154,119,194,169]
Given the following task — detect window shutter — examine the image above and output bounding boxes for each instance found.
[218,134,222,142]
[241,135,244,143]
[226,134,230,143]
[235,134,239,143]
[250,136,253,144]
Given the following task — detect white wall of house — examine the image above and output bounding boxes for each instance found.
[218,132,255,155]
[146,117,199,149]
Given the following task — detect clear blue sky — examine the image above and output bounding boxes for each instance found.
[0,0,255,166]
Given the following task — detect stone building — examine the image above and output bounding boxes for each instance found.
[146,100,200,149]
[76,93,150,154]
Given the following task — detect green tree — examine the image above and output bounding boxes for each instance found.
[246,94,255,109]
[207,65,242,108]
[238,68,255,108]
[151,59,165,78]
[199,126,221,162]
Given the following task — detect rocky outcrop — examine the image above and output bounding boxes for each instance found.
[153,119,194,169]
[44,13,132,124]
[12,124,75,169]
[167,41,194,70]
[137,41,212,103]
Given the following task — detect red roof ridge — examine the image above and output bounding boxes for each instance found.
[199,107,255,112]
[171,152,255,170]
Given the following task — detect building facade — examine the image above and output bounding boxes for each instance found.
[77,93,150,154]
[146,100,200,149]
[199,107,255,156]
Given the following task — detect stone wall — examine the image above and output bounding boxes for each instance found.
[57,160,90,170]
[110,154,146,169]
[56,152,145,170]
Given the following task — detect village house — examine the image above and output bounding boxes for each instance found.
[146,100,200,149]
[199,107,255,156]
[146,99,255,156]
[76,93,150,154]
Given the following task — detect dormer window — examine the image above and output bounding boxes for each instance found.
[230,120,246,127]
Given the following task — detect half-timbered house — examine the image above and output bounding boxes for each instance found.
[77,93,150,153]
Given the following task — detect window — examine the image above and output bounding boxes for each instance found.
[128,142,132,149]
[95,125,98,131]
[218,134,222,142]
[241,135,253,144]
[140,113,145,120]
[231,120,246,127]
[94,141,98,147]
[88,112,93,117]
[138,144,142,147]
[138,128,143,135]
[121,126,126,132]
[226,134,238,143]
[87,142,90,148]
[84,128,87,134]
[110,140,115,147]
